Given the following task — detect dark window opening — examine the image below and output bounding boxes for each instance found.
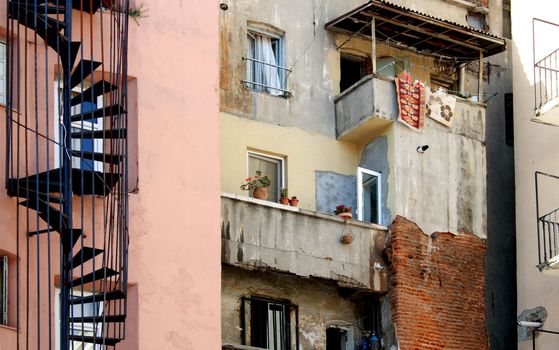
[327,327,348,350]
[340,54,371,92]
[361,298,382,338]
[505,93,514,147]
[241,296,294,350]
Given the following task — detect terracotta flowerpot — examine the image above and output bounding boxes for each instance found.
[337,212,353,220]
[253,187,268,200]
[279,197,289,205]
[289,198,299,207]
[341,233,354,244]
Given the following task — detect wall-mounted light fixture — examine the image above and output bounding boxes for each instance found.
[416,145,429,154]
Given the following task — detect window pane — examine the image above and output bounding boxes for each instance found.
[361,172,379,224]
[248,154,281,202]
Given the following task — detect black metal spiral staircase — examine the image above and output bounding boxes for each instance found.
[5,0,130,348]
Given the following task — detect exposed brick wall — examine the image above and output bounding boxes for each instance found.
[387,216,487,350]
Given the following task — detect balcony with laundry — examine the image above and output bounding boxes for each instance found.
[326,0,506,143]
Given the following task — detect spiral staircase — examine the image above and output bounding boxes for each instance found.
[5,0,130,348]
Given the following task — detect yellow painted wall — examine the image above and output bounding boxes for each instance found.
[220,113,360,210]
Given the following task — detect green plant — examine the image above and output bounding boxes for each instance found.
[280,188,288,198]
[334,204,352,215]
[240,171,271,191]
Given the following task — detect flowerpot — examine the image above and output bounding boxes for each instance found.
[337,212,353,220]
[341,234,354,244]
[289,199,299,207]
[279,197,289,205]
[253,187,268,200]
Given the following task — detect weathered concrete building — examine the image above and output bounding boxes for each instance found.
[512,1,559,349]
[219,0,510,349]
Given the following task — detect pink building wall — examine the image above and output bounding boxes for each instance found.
[0,0,221,348]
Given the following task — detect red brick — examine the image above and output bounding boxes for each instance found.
[387,216,487,350]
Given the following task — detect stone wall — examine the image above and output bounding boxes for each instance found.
[387,216,488,350]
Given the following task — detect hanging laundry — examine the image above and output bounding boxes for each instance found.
[425,87,457,127]
[395,72,426,132]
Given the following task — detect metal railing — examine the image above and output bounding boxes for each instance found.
[535,171,559,270]
[533,19,559,114]
[242,57,292,96]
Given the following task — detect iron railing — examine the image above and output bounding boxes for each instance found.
[535,171,559,270]
[533,19,559,114]
[242,57,292,95]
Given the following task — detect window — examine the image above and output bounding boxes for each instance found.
[0,256,7,326]
[248,152,285,203]
[326,324,354,350]
[376,56,409,80]
[54,289,104,350]
[54,82,104,171]
[245,30,288,96]
[357,167,381,225]
[340,53,372,92]
[0,42,6,105]
[241,296,296,350]
[505,93,514,147]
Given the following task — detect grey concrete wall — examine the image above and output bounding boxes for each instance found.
[334,76,398,139]
[221,194,388,291]
[315,171,357,215]
[360,136,392,226]
[222,265,385,350]
[483,45,517,350]
[391,100,487,238]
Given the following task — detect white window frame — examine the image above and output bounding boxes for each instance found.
[326,323,355,350]
[244,28,289,96]
[53,82,104,171]
[247,151,285,201]
[0,41,6,105]
[356,167,382,225]
[54,288,105,350]
[0,256,7,326]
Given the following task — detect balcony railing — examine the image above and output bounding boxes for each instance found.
[242,57,292,96]
[535,171,559,273]
[533,19,559,117]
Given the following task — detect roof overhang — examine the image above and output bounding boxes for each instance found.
[325,0,506,61]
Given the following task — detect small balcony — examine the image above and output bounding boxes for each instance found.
[221,193,388,292]
[536,171,559,275]
[334,75,398,142]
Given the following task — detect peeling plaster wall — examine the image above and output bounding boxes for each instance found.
[315,171,357,215]
[391,102,487,238]
[222,265,384,350]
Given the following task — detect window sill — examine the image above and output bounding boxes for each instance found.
[0,324,18,333]
[242,83,292,99]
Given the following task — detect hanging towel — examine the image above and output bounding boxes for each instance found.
[395,73,426,132]
[425,87,457,127]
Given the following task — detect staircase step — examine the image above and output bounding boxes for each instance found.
[71,150,123,164]
[71,247,103,268]
[70,80,118,106]
[7,168,121,197]
[71,128,126,140]
[69,314,126,323]
[71,103,125,122]
[14,186,64,203]
[69,290,126,305]
[19,198,68,233]
[9,4,80,67]
[68,335,122,346]
[12,3,66,15]
[68,267,119,287]
[71,0,103,14]
[27,229,51,237]
[70,60,102,88]
[62,229,85,252]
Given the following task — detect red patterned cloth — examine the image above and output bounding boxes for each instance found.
[395,73,426,132]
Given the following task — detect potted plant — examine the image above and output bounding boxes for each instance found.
[340,232,354,244]
[279,188,289,205]
[334,204,352,220]
[289,196,299,207]
[240,171,271,200]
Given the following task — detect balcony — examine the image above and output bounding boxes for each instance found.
[535,171,559,275]
[334,75,397,142]
[221,193,388,292]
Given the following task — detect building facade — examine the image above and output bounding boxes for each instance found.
[0,0,221,349]
[512,1,559,349]
[219,0,512,349]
